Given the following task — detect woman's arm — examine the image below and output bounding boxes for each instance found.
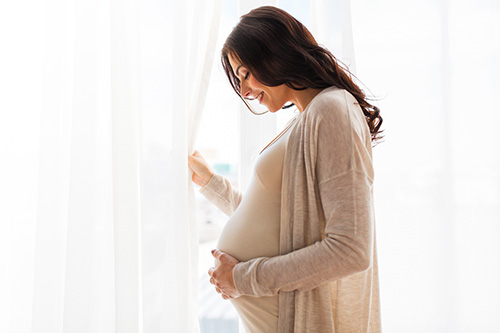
[229,90,375,297]
[188,150,243,216]
[199,173,243,216]
[232,170,374,296]
[209,169,374,300]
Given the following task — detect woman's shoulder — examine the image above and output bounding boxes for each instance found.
[303,87,368,139]
[305,87,355,122]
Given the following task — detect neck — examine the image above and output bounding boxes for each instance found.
[292,88,324,112]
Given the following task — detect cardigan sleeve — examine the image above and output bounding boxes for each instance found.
[232,89,375,297]
[199,173,243,216]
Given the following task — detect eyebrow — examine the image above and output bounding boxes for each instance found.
[235,65,242,76]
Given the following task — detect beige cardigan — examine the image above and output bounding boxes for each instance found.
[200,87,381,332]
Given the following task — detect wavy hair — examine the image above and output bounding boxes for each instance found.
[221,6,383,144]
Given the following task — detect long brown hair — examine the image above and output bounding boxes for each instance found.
[221,6,383,144]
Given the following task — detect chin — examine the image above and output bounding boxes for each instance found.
[268,105,280,113]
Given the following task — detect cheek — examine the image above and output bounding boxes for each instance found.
[249,76,262,89]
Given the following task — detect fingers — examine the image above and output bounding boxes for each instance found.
[208,267,220,285]
[187,151,214,187]
[187,152,199,167]
[209,270,230,299]
[208,250,239,300]
[212,249,238,265]
[187,153,199,163]
[215,288,233,300]
[187,154,200,169]
[189,150,203,163]
[211,249,225,261]
[187,155,196,173]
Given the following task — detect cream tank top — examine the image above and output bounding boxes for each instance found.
[216,117,297,333]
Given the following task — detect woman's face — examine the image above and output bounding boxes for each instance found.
[227,53,291,113]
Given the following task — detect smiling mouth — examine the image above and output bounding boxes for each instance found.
[256,91,264,103]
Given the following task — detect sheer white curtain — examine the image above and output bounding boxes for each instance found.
[142,0,221,331]
[1,0,220,332]
[311,0,356,70]
[4,0,140,331]
[351,0,500,331]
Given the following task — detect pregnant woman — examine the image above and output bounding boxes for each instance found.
[188,6,383,333]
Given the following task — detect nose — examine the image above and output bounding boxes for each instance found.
[240,80,252,98]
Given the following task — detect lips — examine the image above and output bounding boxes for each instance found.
[256,91,264,104]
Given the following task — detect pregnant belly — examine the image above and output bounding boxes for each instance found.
[216,189,280,263]
[216,189,281,333]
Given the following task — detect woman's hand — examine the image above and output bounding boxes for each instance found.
[208,249,241,300]
[187,150,214,187]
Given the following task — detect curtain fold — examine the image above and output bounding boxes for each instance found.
[31,1,74,331]
[110,0,141,331]
[141,0,221,331]
[311,0,356,71]
[2,0,220,331]
[31,0,142,331]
